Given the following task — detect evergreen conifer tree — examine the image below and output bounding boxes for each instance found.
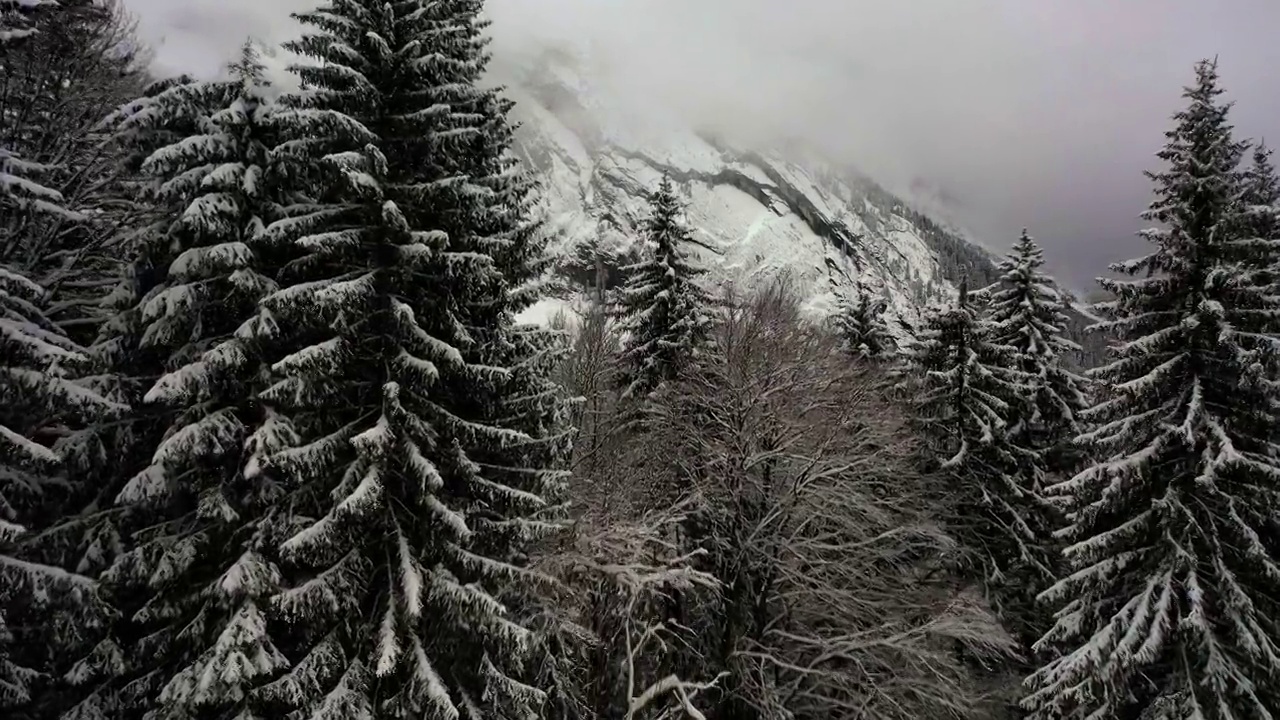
[903,281,1056,646]
[59,46,301,720]
[1241,140,1279,242]
[615,176,714,398]
[1024,59,1280,720]
[243,1,569,717]
[1,0,122,711]
[832,276,894,361]
[29,67,206,715]
[42,75,228,720]
[986,230,1090,475]
[1240,140,1279,328]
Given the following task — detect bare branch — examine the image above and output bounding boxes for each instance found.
[639,278,1019,719]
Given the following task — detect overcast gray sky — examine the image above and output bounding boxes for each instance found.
[124,0,1280,291]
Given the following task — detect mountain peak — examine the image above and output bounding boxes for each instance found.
[503,49,998,327]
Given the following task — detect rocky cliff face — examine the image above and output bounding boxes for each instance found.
[503,50,998,329]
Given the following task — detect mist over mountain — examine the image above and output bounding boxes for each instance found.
[495,46,1001,333]
[124,0,1280,294]
[121,2,1013,324]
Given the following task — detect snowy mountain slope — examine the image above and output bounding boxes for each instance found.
[503,50,999,328]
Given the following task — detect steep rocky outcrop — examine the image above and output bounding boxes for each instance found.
[504,50,999,329]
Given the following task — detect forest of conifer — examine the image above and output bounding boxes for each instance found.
[3,1,1280,719]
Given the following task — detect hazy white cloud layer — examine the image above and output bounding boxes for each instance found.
[124,0,1280,289]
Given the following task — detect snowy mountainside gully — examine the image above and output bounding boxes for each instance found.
[502,50,1000,329]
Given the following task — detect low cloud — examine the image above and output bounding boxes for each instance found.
[125,0,1280,289]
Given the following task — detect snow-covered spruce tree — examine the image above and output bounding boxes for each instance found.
[59,46,300,720]
[250,1,569,717]
[614,176,715,398]
[1241,140,1279,244]
[88,71,208,406]
[1023,59,1280,720]
[0,0,122,712]
[408,0,574,488]
[70,71,209,516]
[1239,140,1280,342]
[985,230,1090,475]
[902,280,1057,646]
[831,276,894,361]
[43,72,229,720]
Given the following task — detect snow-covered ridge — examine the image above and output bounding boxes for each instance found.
[503,50,998,327]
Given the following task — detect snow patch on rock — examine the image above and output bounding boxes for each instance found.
[506,50,996,329]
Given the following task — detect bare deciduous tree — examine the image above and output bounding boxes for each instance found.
[534,501,726,720]
[0,0,149,334]
[534,276,1020,720]
[549,297,673,523]
[551,300,622,476]
[642,279,1017,720]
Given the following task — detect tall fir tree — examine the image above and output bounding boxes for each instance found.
[1024,59,1280,720]
[1,0,121,712]
[244,1,569,717]
[1240,140,1279,331]
[903,281,1057,646]
[986,230,1090,475]
[60,46,301,720]
[1240,140,1278,244]
[614,176,714,398]
[55,71,211,592]
[48,72,228,720]
[831,276,894,361]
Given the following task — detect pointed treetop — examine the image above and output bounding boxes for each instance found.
[1018,227,1032,246]
[1190,56,1224,100]
[615,175,714,397]
[227,39,270,90]
[986,228,1088,472]
[1023,59,1280,720]
[1243,138,1279,202]
[650,174,680,217]
[1126,56,1247,274]
[1009,229,1045,267]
